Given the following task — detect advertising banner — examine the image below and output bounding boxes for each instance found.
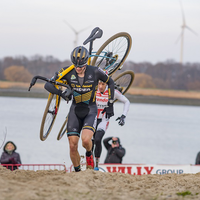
[98,164,200,175]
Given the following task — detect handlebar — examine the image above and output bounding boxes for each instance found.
[28,75,69,91]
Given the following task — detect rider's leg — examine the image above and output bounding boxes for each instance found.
[68,135,80,171]
[82,129,94,169]
[94,129,105,167]
[81,129,94,151]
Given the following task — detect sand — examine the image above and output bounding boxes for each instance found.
[0,165,200,200]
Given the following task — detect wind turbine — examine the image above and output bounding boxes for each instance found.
[63,20,91,48]
[175,0,198,64]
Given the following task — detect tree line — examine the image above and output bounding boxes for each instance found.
[0,55,200,91]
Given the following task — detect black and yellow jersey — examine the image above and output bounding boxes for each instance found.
[58,65,114,105]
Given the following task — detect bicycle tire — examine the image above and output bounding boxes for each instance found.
[91,32,132,76]
[114,70,135,99]
[57,114,68,140]
[40,93,61,141]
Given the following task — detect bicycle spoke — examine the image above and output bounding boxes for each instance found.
[40,94,61,141]
[92,32,132,75]
[114,71,134,95]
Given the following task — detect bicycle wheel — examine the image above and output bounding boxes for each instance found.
[40,93,61,141]
[91,32,132,76]
[57,114,68,140]
[114,70,135,96]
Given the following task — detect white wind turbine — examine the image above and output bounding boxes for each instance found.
[175,0,198,64]
[63,20,91,48]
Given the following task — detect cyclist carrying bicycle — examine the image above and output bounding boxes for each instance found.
[45,46,115,172]
[93,78,130,170]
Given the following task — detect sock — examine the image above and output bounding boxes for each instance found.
[86,151,92,157]
[95,157,99,168]
[74,165,81,172]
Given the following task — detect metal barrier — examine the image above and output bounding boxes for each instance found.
[1,164,67,172]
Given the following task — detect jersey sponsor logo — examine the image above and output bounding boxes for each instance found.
[85,80,94,83]
[71,84,75,87]
[71,75,76,80]
[82,84,92,88]
[96,97,108,102]
[58,68,64,74]
[93,115,97,128]
[97,104,107,108]
[96,91,109,96]
[88,74,93,79]
[71,80,78,83]
[74,88,91,92]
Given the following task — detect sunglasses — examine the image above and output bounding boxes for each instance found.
[75,65,85,68]
[112,140,118,144]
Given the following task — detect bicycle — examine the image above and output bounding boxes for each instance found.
[29,27,134,141]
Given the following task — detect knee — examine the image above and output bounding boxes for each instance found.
[82,137,91,148]
[94,129,105,144]
[69,142,78,153]
[94,137,101,145]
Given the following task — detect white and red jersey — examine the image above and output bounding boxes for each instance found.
[96,87,109,119]
[96,85,130,120]
[95,86,130,132]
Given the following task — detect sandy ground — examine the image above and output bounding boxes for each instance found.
[0,166,200,200]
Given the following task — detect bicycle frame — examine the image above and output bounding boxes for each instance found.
[89,52,118,73]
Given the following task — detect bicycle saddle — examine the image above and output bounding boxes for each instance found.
[83,27,103,45]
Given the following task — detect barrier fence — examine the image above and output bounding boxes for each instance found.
[1,164,67,172]
[1,163,200,175]
[98,164,200,175]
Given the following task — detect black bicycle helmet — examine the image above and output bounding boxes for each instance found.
[71,46,89,67]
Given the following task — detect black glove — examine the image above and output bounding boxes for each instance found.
[101,102,114,119]
[116,114,126,126]
[60,85,73,102]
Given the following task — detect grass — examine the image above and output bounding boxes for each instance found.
[176,191,192,197]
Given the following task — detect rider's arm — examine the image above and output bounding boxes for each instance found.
[44,82,62,95]
[114,90,130,116]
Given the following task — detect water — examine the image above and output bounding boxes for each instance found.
[0,96,200,167]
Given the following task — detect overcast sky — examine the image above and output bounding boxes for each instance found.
[1,0,200,64]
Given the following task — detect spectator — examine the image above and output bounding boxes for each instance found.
[103,137,125,164]
[0,141,22,171]
[195,151,200,165]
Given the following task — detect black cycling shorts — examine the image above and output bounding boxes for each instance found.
[67,103,97,137]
